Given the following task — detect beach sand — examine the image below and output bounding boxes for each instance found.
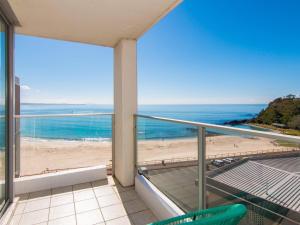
[20,138,112,176]
[19,135,296,176]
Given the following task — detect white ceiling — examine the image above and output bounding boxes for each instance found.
[9,0,181,47]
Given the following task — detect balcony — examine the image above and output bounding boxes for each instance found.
[6,113,300,225]
[2,112,298,225]
[1,1,299,224]
[10,176,157,225]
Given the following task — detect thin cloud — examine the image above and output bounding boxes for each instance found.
[20,85,31,91]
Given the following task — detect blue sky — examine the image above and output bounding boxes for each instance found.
[16,0,300,104]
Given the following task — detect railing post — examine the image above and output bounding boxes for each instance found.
[112,114,115,176]
[198,127,206,210]
[133,115,137,171]
[15,77,20,177]
[15,117,20,177]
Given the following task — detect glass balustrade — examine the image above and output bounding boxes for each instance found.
[15,113,113,176]
[135,115,300,225]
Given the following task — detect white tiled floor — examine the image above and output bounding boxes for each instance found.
[10,176,157,225]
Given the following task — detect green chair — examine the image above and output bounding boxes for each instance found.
[149,204,247,225]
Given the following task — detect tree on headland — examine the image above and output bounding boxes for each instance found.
[252,95,300,130]
[288,115,300,130]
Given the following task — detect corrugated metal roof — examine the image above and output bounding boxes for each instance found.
[211,158,300,213]
[256,157,300,173]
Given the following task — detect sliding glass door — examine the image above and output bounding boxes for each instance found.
[0,16,7,212]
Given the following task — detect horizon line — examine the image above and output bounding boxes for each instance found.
[21,102,268,105]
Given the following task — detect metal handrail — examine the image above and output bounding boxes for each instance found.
[15,112,114,118]
[136,114,300,144]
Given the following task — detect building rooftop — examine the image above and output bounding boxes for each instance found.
[211,157,300,213]
[255,157,300,173]
[141,154,300,224]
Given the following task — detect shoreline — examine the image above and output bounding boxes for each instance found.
[247,123,300,136]
[22,136,112,143]
[245,123,272,131]
[19,123,259,143]
[18,135,299,176]
[246,123,278,132]
[224,120,300,137]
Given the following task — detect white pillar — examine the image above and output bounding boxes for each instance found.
[114,39,137,186]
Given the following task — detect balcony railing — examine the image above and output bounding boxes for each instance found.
[135,114,300,225]
[15,113,114,177]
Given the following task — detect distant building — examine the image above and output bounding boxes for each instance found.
[286,94,296,99]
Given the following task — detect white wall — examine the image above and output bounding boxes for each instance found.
[135,175,184,220]
[14,165,107,194]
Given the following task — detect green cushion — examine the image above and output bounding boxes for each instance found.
[149,204,247,225]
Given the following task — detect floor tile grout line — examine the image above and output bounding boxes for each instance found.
[74,194,97,203]
[101,185,124,209]
[72,184,78,225]
[14,200,26,216]
[96,198,121,209]
[105,214,132,224]
[17,215,22,225]
[8,204,25,225]
[23,196,50,204]
[16,208,50,225]
[104,210,155,225]
[92,181,106,223]
[48,188,54,223]
[99,184,149,224]
[96,192,118,200]
[17,207,50,216]
[73,183,93,193]
[49,194,74,208]
[45,214,78,224]
[17,199,76,216]
[104,180,148,224]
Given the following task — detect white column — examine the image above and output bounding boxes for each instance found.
[114,39,137,186]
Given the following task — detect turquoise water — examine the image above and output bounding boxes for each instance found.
[20,104,266,140]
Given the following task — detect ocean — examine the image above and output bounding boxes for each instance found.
[20,104,267,141]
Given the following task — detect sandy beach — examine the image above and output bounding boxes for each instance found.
[20,138,112,176]
[18,135,299,176]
